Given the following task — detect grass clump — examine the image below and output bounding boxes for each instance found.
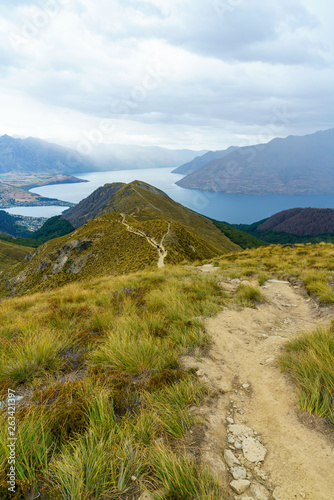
[89,332,178,377]
[150,444,224,499]
[279,325,334,424]
[235,284,265,307]
[0,331,69,386]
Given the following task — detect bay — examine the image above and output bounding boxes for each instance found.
[8,167,334,224]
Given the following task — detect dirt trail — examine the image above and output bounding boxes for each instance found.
[120,214,169,268]
[182,276,334,500]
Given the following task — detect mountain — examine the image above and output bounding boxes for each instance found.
[61,180,239,254]
[257,208,334,236]
[0,135,95,175]
[89,144,208,170]
[235,207,334,245]
[172,146,238,175]
[0,134,206,175]
[176,128,334,195]
[1,181,240,296]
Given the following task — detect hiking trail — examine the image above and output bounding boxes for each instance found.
[181,272,334,500]
[120,214,169,268]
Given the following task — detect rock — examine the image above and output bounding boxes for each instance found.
[250,481,270,500]
[242,438,267,463]
[230,479,251,494]
[227,417,234,424]
[242,383,250,389]
[228,436,235,443]
[230,466,247,480]
[240,497,255,500]
[235,441,243,449]
[196,369,205,377]
[224,449,241,468]
[228,424,254,439]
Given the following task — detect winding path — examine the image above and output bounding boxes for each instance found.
[120,214,170,268]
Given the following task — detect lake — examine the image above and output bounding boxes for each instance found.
[6,167,334,224]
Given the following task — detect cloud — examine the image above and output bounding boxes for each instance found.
[0,0,332,149]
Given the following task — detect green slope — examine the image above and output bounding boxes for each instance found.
[0,212,235,297]
[0,240,34,272]
[63,180,240,255]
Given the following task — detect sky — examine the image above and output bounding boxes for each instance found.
[0,0,333,151]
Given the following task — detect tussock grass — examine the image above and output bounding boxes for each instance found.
[0,266,226,498]
[89,332,178,377]
[235,284,265,307]
[150,444,224,499]
[0,331,69,385]
[279,325,334,424]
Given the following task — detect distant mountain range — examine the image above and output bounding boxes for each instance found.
[0,135,94,175]
[172,146,238,175]
[176,128,334,195]
[89,144,207,170]
[0,134,205,175]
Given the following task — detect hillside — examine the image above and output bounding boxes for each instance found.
[172,146,238,175]
[176,128,334,195]
[0,212,237,298]
[0,240,34,272]
[62,180,240,254]
[235,208,334,245]
[257,207,334,236]
[0,210,32,237]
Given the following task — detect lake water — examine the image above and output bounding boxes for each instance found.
[6,206,70,218]
[6,167,334,224]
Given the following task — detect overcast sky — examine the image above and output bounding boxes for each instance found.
[0,0,333,150]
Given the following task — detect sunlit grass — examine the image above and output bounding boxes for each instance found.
[279,325,334,424]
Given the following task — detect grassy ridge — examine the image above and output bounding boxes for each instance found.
[0,212,239,298]
[214,242,334,305]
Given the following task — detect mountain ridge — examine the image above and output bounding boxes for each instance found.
[0,181,240,297]
[176,128,334,195]
[172,146,238,175]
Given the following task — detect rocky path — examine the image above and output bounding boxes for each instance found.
[120,214,169,268]
[182,276,334,500]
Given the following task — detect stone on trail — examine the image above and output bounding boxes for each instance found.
[228,424,254,439]
[230,479,251,494]
[230,465,247,480]
[224,449,241,468]
[242,438,267,463]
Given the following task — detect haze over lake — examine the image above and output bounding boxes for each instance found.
[7,168,334,224]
